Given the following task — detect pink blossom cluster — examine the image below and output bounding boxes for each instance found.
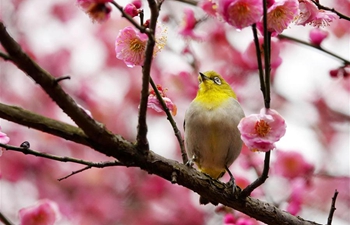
[202,0,338,34]
[238,108,286,152]
[295,0,338,27]
[147,84,177,116]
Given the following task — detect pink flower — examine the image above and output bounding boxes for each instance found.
[238,108,286,152]
[310,10,338,27]
[77,0,112,23]
[266,0,299,34]
[309,28,328,46]
[131,0,142,9]
[294,0,318,26]
[19,199,60,225]
[179,9,204,40]
[274,150,314,179]
[218,0,263,30]
[287,179,306,215]
[199,0,218,16]
[329,65,350,78]
[124,3,139,17]
[0,126,10,144]
[115,25,167,67]
[295,0,338,27]
[242,37,282,69]
[147,85,177,116]
[223,213,235,224]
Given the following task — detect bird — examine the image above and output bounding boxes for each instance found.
[184,71,245,204]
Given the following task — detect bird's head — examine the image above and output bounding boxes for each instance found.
[197,71,237,99]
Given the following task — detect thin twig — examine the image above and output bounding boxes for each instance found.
[0,143,123,167]
[171,0,198,6]
[54,75,71,84]
[251,24,266,100]
[327,189,339,225]
[278,34,350,65]
[241,151,271,198]
[58,160,124,181]
[0,51,12,61]
[0,212,14,225]
[311,0,350,21]
[149,77,187,163]
[240,0,272,198]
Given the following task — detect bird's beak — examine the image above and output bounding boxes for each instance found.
[199,72,209,81]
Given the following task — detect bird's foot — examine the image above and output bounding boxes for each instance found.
[225,165,236,195]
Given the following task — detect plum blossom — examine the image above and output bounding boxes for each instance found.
[265,0,299,34]
[0,126,10,145]
[19,199,60,225]
[124,3,139,17]
[295,0,338,27]
[115,25,167,67]
[309,28,328,46]
[199,0,217,16]
[238,108,286,152]
[77,0,112,23]
[274,150,314,179]
[147,85,177,116]
[218,0,263,30]
[179,9,204,40]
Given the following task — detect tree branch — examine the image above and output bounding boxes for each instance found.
[311,0,350,21]
[0,212,14,225]
[135,0,160,152]
[0,102,92,147]
[278,34,350,65]
[241,0,272,198]
[149,77,187,163]
[327,189,339,225]
[0,143,123,168]
[110,1,149,34]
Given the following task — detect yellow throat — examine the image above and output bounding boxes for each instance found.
[195,71,237,109]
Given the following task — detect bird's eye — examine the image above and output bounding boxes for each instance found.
[213,77,221,85]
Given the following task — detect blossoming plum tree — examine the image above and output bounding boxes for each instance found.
[0,0,349,224]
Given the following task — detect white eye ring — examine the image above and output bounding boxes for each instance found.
[213,77,221,85]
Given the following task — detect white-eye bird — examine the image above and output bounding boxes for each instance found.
[184,71,245,204]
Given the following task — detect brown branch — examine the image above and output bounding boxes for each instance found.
[311,0,350,21]
[278,34,350,65]
[135,0,160,152]
[327,189,339,225]
[0,102,91,147]
[0,143,123,168]
[110,1,149,34]
[0,212,14,225]
[0,22,119,153]
[149,77,187,163]
[241,151,271,198]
